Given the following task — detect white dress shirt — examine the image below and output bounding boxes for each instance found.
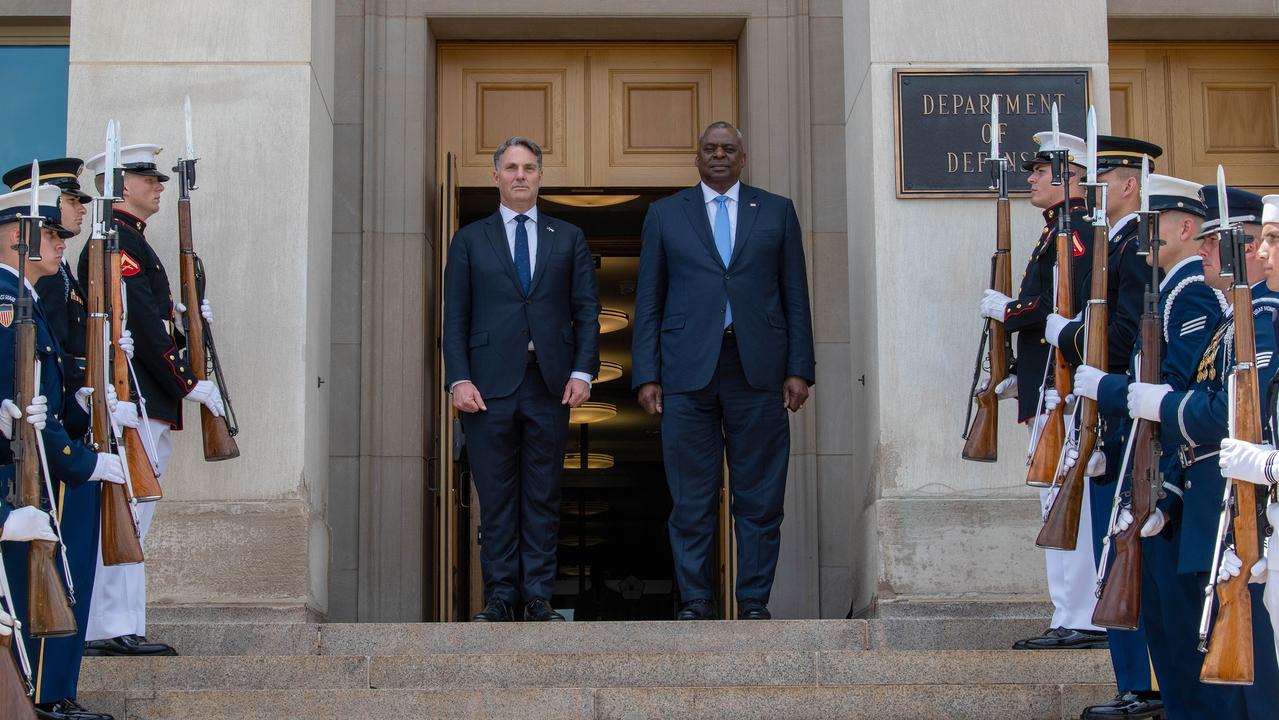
[700,181,741,251]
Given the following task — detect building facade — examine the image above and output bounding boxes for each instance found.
[3,0,1277,622]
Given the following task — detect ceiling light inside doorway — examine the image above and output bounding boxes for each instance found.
[570,401,617,424]
[542,194,640,208]
[596,361,623,383]
[563,452,615,470]
[600,308,630,333]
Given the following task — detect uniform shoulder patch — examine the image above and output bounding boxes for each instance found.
[0,303,11,328]
[120,251,142,277]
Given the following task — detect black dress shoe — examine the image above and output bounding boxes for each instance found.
[1012,626,1109,650]
[1081,691,1164,719]
[471,597,514,622]
[737,600,771,620]
[676,598,714,620]
[523,598,565,622]
[83,634,177,657]
[35,698,114,720]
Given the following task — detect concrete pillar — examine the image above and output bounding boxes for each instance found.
[66,0,335,617]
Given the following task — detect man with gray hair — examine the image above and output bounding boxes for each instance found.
[442,136,600,622]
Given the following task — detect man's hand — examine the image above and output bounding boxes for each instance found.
[1127,382,1171,422]
[977,376,1017,400]
[24,396,47,431]
[1116,507,1166,537]
[562,378,590,408]
[0,505,58,542]
[979,289,1012,321]
[184,380,225,417]
[451,381,487,413]
[118,329,135,360]
[638,382,663,416]
[1072,365,1106,401]
[783,376,809,412]
[1218,438,1278,486]
[1044,312,1079,348]
[90,453,126,485]
[0,398,19,440]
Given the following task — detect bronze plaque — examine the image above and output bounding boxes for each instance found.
[894,69,1090,197]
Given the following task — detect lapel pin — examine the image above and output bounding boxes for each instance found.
[547,226,555,233]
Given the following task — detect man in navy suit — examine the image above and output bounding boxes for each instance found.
[632,122,815,621]
[442,137,600,622]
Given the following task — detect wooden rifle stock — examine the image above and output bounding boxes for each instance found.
[963,195,1012,462]
[178,195,238,461]
[0,631,35,719]
[1039,223,1109,549]
[1200,281,1261,685]
[1026,226,1074,486]
[106,243,163,507]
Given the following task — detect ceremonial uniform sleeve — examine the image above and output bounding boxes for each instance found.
[1158,388,1227,449]
[1162,284,1222,391]
[1002,292,1048,334]
[1096,372,1132,416]
[59,389,90,440]
[119,235,198,400]
[630,205,667,390]
[1057,319,1086,367]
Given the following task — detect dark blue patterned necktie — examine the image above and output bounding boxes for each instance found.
[514,213,531,296]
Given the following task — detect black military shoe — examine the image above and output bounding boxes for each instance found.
[523,598,565,622]
[35,698,114,720]
[737,600,771,620]
[471,597,514,622]
[1081,691,1165,719]
[676,598,714,620]
[83,634,177,657]
[1012,627,1109,650]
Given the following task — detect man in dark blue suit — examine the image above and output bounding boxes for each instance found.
[632,122,815,621]
[442,137,600,623]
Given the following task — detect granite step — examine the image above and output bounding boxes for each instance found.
[140,615,1057,657]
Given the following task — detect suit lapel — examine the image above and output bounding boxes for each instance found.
[528,212,555,295]
[729,185,759,268]
[681,187,724,268]
[483,212,524,295]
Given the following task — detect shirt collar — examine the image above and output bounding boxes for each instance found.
[1159,254,1202,292]
[0,263,39,300]
[700,181,740,205]
[114,208,147,234]
[499,204,538,225]
[1041,196,1088,223]
[1110,212,1139,242]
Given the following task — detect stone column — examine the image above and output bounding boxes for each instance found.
[844,0,1110,601]
[65,0,335,617]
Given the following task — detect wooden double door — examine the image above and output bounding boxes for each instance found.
[1109,43,1279,192]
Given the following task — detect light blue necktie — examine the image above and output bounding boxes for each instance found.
[514,213,531,296]
[713,195,733,328]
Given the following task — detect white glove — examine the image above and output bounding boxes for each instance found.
[1217,546,1268,584]
[980,289,1013,321]
[89,453,126,484]
[185,380,224,417]
[0,606,11,637]
[105,384,119,413]
[0,399,19,440]
[1043,388,1061,413]
[0,506,58,542]
[1116,507,1166,537]
[1072,365,1106,401]
[201,298,213,324]
[1218,438,1278,487]
[24,396,46,431]
[978,375,1018,400]
[111,400,140,430]
[75,387,94,414]
[1061,442,1107,477]
[1127,382,1172,422]
[118,329,134,360]
[1044,312,1080,348]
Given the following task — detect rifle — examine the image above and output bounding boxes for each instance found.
[963,94,1012,463]
[90,120,148,565]
[0,554,37,719]
[1039,107,1106,550]
[1199,170,1260,685]
[10,169,76,638]
[1093,157,1161,630]
[175,97,239,461]
[1026,104,1072,488]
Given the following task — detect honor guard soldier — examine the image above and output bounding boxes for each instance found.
[1074,174,1236,719]
[1218,191,1279,679]
[979,130,1105,650]
[1138,186,1278,718]
[77,145,219,657]
[1044,136,1164,719]
[0,185,128,720]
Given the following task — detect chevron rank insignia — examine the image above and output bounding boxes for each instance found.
[1072,233,1085,257]
[120,251,142,277]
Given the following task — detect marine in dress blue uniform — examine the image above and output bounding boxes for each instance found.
[1085,175,1235,719]
[0,186,122,720]
[1047,136,1164,718]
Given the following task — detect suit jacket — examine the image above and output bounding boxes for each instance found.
[34,261,88,394]
[442,209,600,400]
[631,183,815,394]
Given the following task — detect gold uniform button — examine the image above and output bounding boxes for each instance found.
[62,446,71,456]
